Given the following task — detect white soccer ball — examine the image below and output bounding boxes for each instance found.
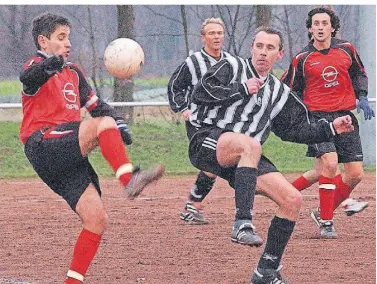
[104,38,145,79]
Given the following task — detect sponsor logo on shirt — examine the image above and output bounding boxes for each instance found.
[321,66,340,88]
[62,83,79,110]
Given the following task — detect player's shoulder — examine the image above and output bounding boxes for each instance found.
[293,44,312,63]
[66,62,85,74]
[333,38,357,51]
[23,55,43,69]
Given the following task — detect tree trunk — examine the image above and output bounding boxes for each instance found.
[283,6,294,61]
[255,5,272,27]
[115,5,135,123]
[87,6,101,97]
[180,5,189,57]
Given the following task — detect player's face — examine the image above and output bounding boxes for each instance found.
[309,13,334,43]
[201,23,224,55]
[38,25,71,61]
[251,31,283,76]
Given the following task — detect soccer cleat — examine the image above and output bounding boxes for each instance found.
[310,208,337,239]
[231,219,263,247]
[125,164,165,199]
[342,198,369,216]
[180,201,208,225]
[250,265,290,284]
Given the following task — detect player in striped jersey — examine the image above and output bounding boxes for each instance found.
[282,7,373,239]
[168,18,235,226]
[188,26,354,284]
[20,13,164,283]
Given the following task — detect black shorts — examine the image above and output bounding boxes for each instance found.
[307,111,363,163]
[24,122,101,211]
[185,120,199,141]
[188,126,278,188]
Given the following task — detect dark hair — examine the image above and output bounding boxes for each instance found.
[32,12,71,50]
[251,26,284,51]
[306,7,340,40]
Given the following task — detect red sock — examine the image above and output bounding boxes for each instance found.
[98,128,133,186]
[292,176,312,191]
[333,174,352,210]
[66,229,102,283]
[318,175,335,220]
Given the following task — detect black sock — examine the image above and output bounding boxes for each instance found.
[189,171,216,202]
[258,216,295,270]
[234,167,257,220]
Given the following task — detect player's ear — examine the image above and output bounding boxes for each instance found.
[38,35,47,50]
[200,34,205,44]
[277,49,284,60]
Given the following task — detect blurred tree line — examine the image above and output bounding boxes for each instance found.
[0,5,363,105]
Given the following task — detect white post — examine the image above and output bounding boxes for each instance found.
[358,5,376,166]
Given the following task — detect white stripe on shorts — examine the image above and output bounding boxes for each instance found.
[49,130,74,135]
[202,137,217,150]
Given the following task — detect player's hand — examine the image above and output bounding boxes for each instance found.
[357,96,375,120]
[116,119,132,145]
[42,55,65,75]
[181,109,192,121]
[333,115,354,134]
[246,78,264,95]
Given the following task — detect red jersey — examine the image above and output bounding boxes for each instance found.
[20,52,121,144]
[282,38,368,112]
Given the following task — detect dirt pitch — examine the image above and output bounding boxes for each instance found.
[0,173,375,284]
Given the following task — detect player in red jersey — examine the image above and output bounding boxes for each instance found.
[282,7,374,239]
[20,13,164,283]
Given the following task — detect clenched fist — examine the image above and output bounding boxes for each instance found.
[333,115,354,134]
[246,78,264,95]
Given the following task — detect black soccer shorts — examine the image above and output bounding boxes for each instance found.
[188,126,278,188]
[307,111,363,163]
[24,121,101,211]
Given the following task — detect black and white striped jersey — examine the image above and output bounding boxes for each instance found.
[167,48,233,113]
[190,57,337,145]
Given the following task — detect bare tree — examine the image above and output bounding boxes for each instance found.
[255,5,272,27]
[87,6,101,96]
[115,5,135,123]
[180,5,189,57]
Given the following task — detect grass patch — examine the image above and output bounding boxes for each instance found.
[0,121,374,179]
[0,80,22,96]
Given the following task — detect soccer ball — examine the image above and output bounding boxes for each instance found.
[104,38,145,79]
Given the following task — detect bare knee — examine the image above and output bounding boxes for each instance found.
[82,209,109,234]
[345,169,364,188]
[321,154,338,176]
[97,116,117,136]
[239,136,262,157]
[76,188,110,234]
[281,190,303,214]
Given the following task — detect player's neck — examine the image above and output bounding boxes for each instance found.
[313,39,331,50]
[204,47,221,60]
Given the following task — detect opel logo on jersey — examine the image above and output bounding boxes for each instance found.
[62,83,79,110]
[62,83,77,103]
[321,66,340,88]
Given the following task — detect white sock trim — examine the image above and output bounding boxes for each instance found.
[319,183,336,190]
[67,270,84,281]
[115,163,133,179]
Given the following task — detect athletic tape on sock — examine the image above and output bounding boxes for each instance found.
[319,183,336,190]
[115,163,133,179]
[67,270,84,281]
